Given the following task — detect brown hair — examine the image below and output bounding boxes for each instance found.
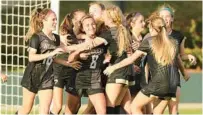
[25,8,55,41]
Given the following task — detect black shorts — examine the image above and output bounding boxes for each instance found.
[107,65,135,86]
[76,69,103,91]
[21,63,54,93]
[140,79,170,99]
[129,76,142,96]
[54,77,78,96]
[77,88,104,97]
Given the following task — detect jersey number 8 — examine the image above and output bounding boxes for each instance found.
[90,55,99,69]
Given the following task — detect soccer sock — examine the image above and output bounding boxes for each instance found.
[115,105,127,114]
[106,106,115,114]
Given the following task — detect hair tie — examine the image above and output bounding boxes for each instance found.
[160,7,174,16]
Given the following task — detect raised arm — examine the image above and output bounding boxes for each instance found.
[180,37,197,65]
[65,36,108,53]
[104,50,146,75]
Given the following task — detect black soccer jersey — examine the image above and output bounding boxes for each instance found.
[138,37,179,96]
[53,34,78,78]
[77,39,106,71]
[21,32,60,93]
[169,30,184,46]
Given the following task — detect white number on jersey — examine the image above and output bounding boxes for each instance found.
[43,56,53,71]
[90,55,99,69]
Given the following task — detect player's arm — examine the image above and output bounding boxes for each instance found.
[53,58,81,70]
[64,36,108,52]
[104,50,146,75]
[28,48,63,62]
[177,54,190,81]
[28,34,64,62]
[180,37,196,65]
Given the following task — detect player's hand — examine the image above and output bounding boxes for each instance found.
[80,53,90,60]
[134,65,141,73]
[67,51,80,63]
[53,48,64,55]
[103,66,116,76]
[188,54,197,65]
[1,73,7,83]
[66,61,82,70]
[132,40,140,51]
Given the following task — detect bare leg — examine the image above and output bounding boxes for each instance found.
[88,93,106,114]
[18,88,36,114]
[38,89,53,114]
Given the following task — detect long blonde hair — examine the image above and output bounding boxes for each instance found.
[105,6,131,56]
[149,16,177,65]
[25,8,54,41]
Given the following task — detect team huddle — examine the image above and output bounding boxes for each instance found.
[15,2,197,115]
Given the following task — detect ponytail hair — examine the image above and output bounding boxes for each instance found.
[105,6,131,56]
[60,13,74,35]
[149,16,177,65]
[25,8,54,41]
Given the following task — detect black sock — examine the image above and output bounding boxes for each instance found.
[15,111,18,115]
[116,105,127,114]
[107,106,115,114]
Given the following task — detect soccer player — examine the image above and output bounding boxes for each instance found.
[50,10,86,114]
[104,16,180,114]
[17,8,64,114]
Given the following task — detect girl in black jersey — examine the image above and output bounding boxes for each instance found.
[66,6,133,114]
[74,15,107,114]
[126,12,153,114]
[81,2,107,114]
[157,4,196,114]
[104,16,179,114]
[126,12,146,99]
[102,6,133,114]
[17,8,63,114]
[50,10,85,114]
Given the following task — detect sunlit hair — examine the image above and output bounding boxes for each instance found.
[157,4,175,17]
[25,8,55,41]
[60,13,74,35]
[146,11,159,23]
[126,12,142,30]
[60,9,86,36]
[89,2,105,10]
[148,16,177,65]
[105,6,131,56]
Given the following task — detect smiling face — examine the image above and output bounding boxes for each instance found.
[81,17,96,37]
[159,10,173,28]
[131,15,145,32]
[43,11,57,31]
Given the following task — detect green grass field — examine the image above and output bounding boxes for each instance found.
[1,104,202,114]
